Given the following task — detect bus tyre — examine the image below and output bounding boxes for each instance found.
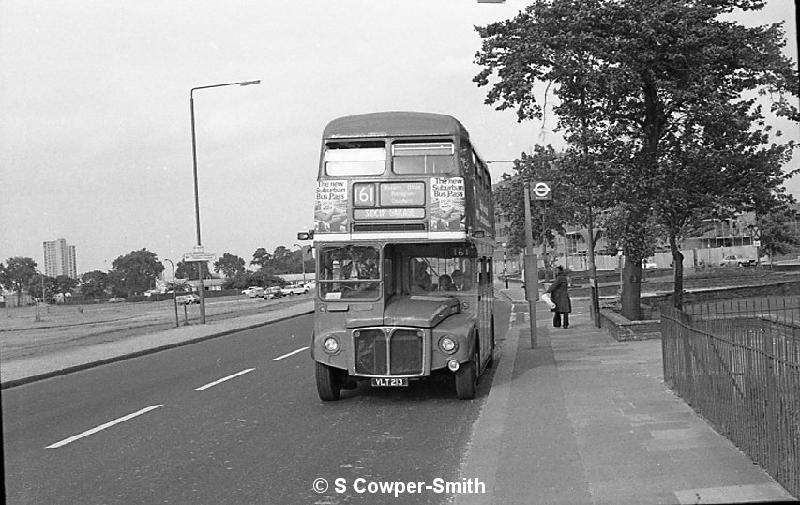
[455,350,478,400]
[315,362,342,401]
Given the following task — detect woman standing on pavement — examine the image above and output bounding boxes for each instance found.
[546,265,572,329]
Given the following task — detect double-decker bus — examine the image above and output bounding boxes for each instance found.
[299,111,495,400]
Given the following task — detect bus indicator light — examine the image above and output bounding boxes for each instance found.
[447,359,460,372]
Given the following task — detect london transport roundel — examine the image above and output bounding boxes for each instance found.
[532,181,552,199]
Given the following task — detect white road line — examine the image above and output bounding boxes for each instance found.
[273,346,309,361]
[195,368,255,391]
[46,405,163,449]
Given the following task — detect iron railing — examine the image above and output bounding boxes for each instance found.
[661,298,799,498]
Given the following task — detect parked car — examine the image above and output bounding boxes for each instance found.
[262,286,283,299]
[720,255,756,267]
[280,283,309,296]
[303,280,317,290]
[242,286,265,298]
[108,297,125,303]
[176,293,201,305]
[642,259,657,270]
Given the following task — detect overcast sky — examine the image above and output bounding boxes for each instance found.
[1,0,797,275]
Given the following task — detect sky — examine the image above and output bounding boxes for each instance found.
[1,0,798,275]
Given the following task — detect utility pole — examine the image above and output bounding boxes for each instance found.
[523,181,538,348]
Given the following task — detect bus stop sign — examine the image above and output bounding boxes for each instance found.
[532,181,552,200]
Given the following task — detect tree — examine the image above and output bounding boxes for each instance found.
[53,275,78,296]
[175,260,211,280]
[757,208,800,260]
[110,249,165,297]
[80,270,108,299]
[250,248,272,269]
[0,257,38,306]
[475,0,798,317]
[493,146,574,258]
[106,270,127,298]
[248,269,285,288]
[214,253,246,278]
[27,273,56,303]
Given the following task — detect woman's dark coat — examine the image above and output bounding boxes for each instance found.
[546,273,571,313]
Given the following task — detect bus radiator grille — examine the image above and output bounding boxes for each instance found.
[390,330,423,375]
[353,329,423,375]
[355,329,387,375]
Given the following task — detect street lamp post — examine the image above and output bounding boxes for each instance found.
[190,79,260,324]
[164,259,179,328]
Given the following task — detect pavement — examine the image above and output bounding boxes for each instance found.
[457,284,797,504]
[1,286,796,503]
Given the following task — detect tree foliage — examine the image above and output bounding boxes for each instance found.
[175,260,211,280]
[26,273,56,302]
[110,249,165,297]
[250,248,272,270]
[53,275,78,295]
[213,253,246,279]
[249,246,315,276]
[758,208,800,259]
[475,0,798,316]
[0,257,38,305]
[80,270,109,299]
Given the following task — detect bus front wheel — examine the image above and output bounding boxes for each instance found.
[455,350,478,400]
[315,362,342,401]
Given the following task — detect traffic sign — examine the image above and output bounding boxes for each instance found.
[532,181,552,200]
[183,252,216,262]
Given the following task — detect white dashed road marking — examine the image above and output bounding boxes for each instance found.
[273,346,309,361]
[46,405,163,449]
[195,368,255,391]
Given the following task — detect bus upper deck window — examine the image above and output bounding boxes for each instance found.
[324,144,386,176]
[392,142,456,175]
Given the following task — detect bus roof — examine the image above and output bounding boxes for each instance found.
[323,111,471,141]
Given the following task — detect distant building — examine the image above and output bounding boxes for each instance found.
[43,238,77,279]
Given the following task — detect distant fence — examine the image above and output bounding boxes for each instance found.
[661,298,800,498]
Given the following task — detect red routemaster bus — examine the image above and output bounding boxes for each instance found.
[299,111,495,400]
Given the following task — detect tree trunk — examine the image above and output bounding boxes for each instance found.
[621,254,642,320]
[670,234,684,310]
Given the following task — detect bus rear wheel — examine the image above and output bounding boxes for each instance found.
[315,362,342,401]
[455,350,478,400]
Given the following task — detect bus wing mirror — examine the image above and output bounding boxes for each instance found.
[297,231,314,240]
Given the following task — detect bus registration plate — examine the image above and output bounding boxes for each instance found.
[370,377,409,387]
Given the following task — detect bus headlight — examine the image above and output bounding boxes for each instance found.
[439,336,458,354]
[323,336,340,354]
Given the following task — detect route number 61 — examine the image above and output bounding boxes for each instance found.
[354,183,376,207]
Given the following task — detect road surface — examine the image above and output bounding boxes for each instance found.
[3,304,510,505]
